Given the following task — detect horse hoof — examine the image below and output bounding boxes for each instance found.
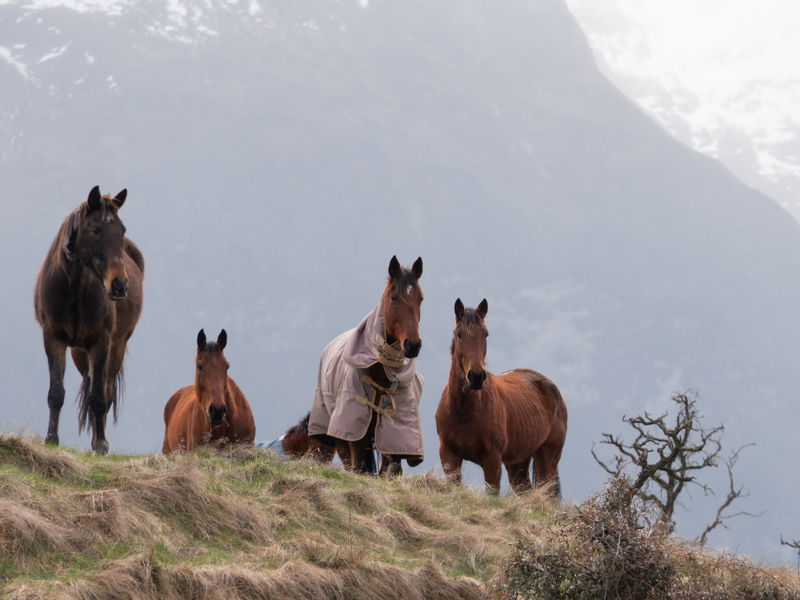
[45,434,59,446]
[93,440,109,455]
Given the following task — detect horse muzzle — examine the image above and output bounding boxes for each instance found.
[403,339,422,358]
[466,369,486,390]
[109,277,128,301]
[208,404,227,426]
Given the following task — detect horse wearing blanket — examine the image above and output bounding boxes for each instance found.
[309,256,425,476]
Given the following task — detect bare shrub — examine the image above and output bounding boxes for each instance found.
[495,477,673,600]
[592,391,759,542]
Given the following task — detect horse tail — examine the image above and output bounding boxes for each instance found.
[77,363,124,432]
[77,375,90,433]
[111,362,124,424]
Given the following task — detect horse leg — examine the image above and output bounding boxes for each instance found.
[379,454,403,478]
[533,443,563,499]
[86,338,111,455]
[43,333,67,446]
[439,445,464,485]
[506,458,533,495]
[347,411,378,475]
[334,440,352,469]
[348,438,376,474]
[481,453,503,495]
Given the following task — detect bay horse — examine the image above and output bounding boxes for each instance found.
[162,329,256,453]
[34,186,144,454]
[309,255,425,477]
[435,299,568,496]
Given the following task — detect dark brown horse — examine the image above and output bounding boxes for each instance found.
[280,412,336,462]
[162,329,256,453]
[435,299,568,496]
[34,186,144,454]
[310,256,424,477]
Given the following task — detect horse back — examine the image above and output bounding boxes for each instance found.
[494,369,568,452]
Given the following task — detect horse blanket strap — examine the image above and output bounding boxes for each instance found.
[354,390,397,418]
[360,372,405,395]
[375,334,406,368]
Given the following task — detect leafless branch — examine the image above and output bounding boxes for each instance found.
[592,391,760,543]
[697,444,762,545]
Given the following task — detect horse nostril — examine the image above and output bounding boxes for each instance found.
[404,339,422,358]
[111,278,128,298]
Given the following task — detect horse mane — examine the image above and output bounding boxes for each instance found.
[202,342,223,355]
[387,268,419,292]
[286,412,311,436]
[44,207,82,278]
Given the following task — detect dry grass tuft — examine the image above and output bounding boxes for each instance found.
[0,433,88,483]
[0,498,81,558]
[120,466,272,543]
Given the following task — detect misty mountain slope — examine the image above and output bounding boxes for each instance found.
[2,0,799,562]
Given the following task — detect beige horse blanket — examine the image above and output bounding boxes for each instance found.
[308,297,424,458]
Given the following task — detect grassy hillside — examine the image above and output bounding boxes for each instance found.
[0,434,553,599]
[1,434,798,599]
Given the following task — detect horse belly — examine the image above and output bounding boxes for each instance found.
[500,400,551,462]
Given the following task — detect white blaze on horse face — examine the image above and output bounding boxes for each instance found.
[406,284,414,296]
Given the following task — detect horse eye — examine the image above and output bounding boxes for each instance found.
[226,363,230,370]
[196,363,203,370]
[91,227,101,236]
[390,294,399,302]
[456,332,462,339]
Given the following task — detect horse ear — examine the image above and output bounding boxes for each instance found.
[197,329,206,351]
[477,298,489,320]
[217,329,227,351]
[454,298,465,321]
[87,185,102,212]
[412,257,423,279]
[112,189,127,209]
[388,255,401,280]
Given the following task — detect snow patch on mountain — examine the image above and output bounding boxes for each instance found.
[565,0,800,218]
[0,45,31,79]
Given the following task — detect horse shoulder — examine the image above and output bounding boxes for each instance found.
[164,387,191,425]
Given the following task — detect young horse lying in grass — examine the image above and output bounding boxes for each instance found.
[162,329,256,453]
[262,412,337,463]
[435,299,568,496]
